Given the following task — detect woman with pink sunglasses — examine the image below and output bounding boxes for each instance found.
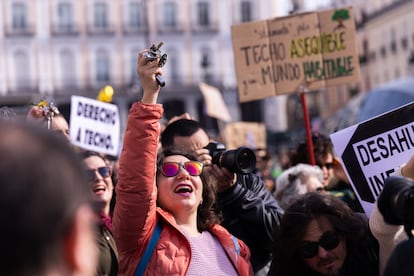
[112,49,253,276]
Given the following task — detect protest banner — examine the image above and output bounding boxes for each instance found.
[330,102,414,216]
[231,6,360,103]
[70,95,120,156]
[199,82,232,122]
[224,122,266,150]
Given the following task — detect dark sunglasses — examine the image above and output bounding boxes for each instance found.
[318,162,334,170]
[315,186,327,193]
[159,161,203,177]
[86,166,111,181]
[297,231,340,259]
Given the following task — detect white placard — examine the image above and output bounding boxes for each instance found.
[70,95,120,156]
[330,102,414,216]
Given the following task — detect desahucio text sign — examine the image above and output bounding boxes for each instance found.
[330,102,414,216]
[231,6,360,102]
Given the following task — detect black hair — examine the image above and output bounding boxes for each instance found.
[290,133,334,166]
[160,119,204,148]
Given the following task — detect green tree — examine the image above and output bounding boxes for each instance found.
[331,9,350,30]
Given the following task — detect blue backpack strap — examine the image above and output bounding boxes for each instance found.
[134,221,163,276]
[232,235,240,255]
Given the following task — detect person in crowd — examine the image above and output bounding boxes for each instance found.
[81,151,118,276]
[255,149,277,193]
[0,120,97,276]
[160,119,283,275]
[274,163,326,209]
[369,154,414,275]
[103,154,120,215]
[26,103,71,143]
[268,192,379,276]
[290,133,363,212]
[112,49,253,275]
[0,106,17,120]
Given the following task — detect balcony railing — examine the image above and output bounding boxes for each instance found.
[156,22,185,34]
[122,23,148,35]
[87,24,115,36]
[51,24,80,36]
[4,25,35,37]
[190,22,219,34]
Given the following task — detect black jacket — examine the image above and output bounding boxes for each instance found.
[384,238,414,276]
[216,172,283,273]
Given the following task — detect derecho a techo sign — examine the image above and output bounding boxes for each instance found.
[330,102,414,216]
[70,95,120,157]
[231,6,360,102]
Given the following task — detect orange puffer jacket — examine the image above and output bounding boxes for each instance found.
[112,102,253,276]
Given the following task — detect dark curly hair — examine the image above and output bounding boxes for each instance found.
[156,149,222,231]
[269,192,378,276]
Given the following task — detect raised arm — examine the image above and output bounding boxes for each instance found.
[112,50,163,272]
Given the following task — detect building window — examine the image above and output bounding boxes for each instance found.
[96,50,110,82]
[163,1,177,27]
[240,1,252,22]
[168,48,179,83]
[58,2,73,29]
[60,49,76,86]
[390,27,397,54]
[94,2,108,28]
[402,20,408,50]
[14,50,30,88]
[200,48,212,83]
[129,2,141,27]
[12,3,27,29]
[130,49,139,82]
[197,1,210,27]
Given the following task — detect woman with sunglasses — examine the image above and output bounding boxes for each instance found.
[268,192,378,276]
[112,49,253,276]
[81,151,118,276]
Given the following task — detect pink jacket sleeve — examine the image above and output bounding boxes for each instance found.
[112,102,163,273]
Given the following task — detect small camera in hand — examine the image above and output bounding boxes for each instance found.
[378,176,414,235]
[205,142,256,174]
[143,42,168,87]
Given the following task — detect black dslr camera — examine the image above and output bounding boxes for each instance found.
[143,42,168,87]
[205,142,256,174]
[378,176,414,237]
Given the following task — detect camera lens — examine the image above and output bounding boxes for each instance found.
[378,176,414,227]
[220,147,256,174]
[236,148,256,173]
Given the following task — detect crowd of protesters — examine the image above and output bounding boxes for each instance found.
[2,45,414,276]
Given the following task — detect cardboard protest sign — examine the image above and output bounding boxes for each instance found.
[231,6,360,102]
[199,82,232,122]
[70,95,120,156]
[224,122,266,150]
[330,102,414,216]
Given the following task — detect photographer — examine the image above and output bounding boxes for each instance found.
[160,119,283,275]
[369,154,414,275]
